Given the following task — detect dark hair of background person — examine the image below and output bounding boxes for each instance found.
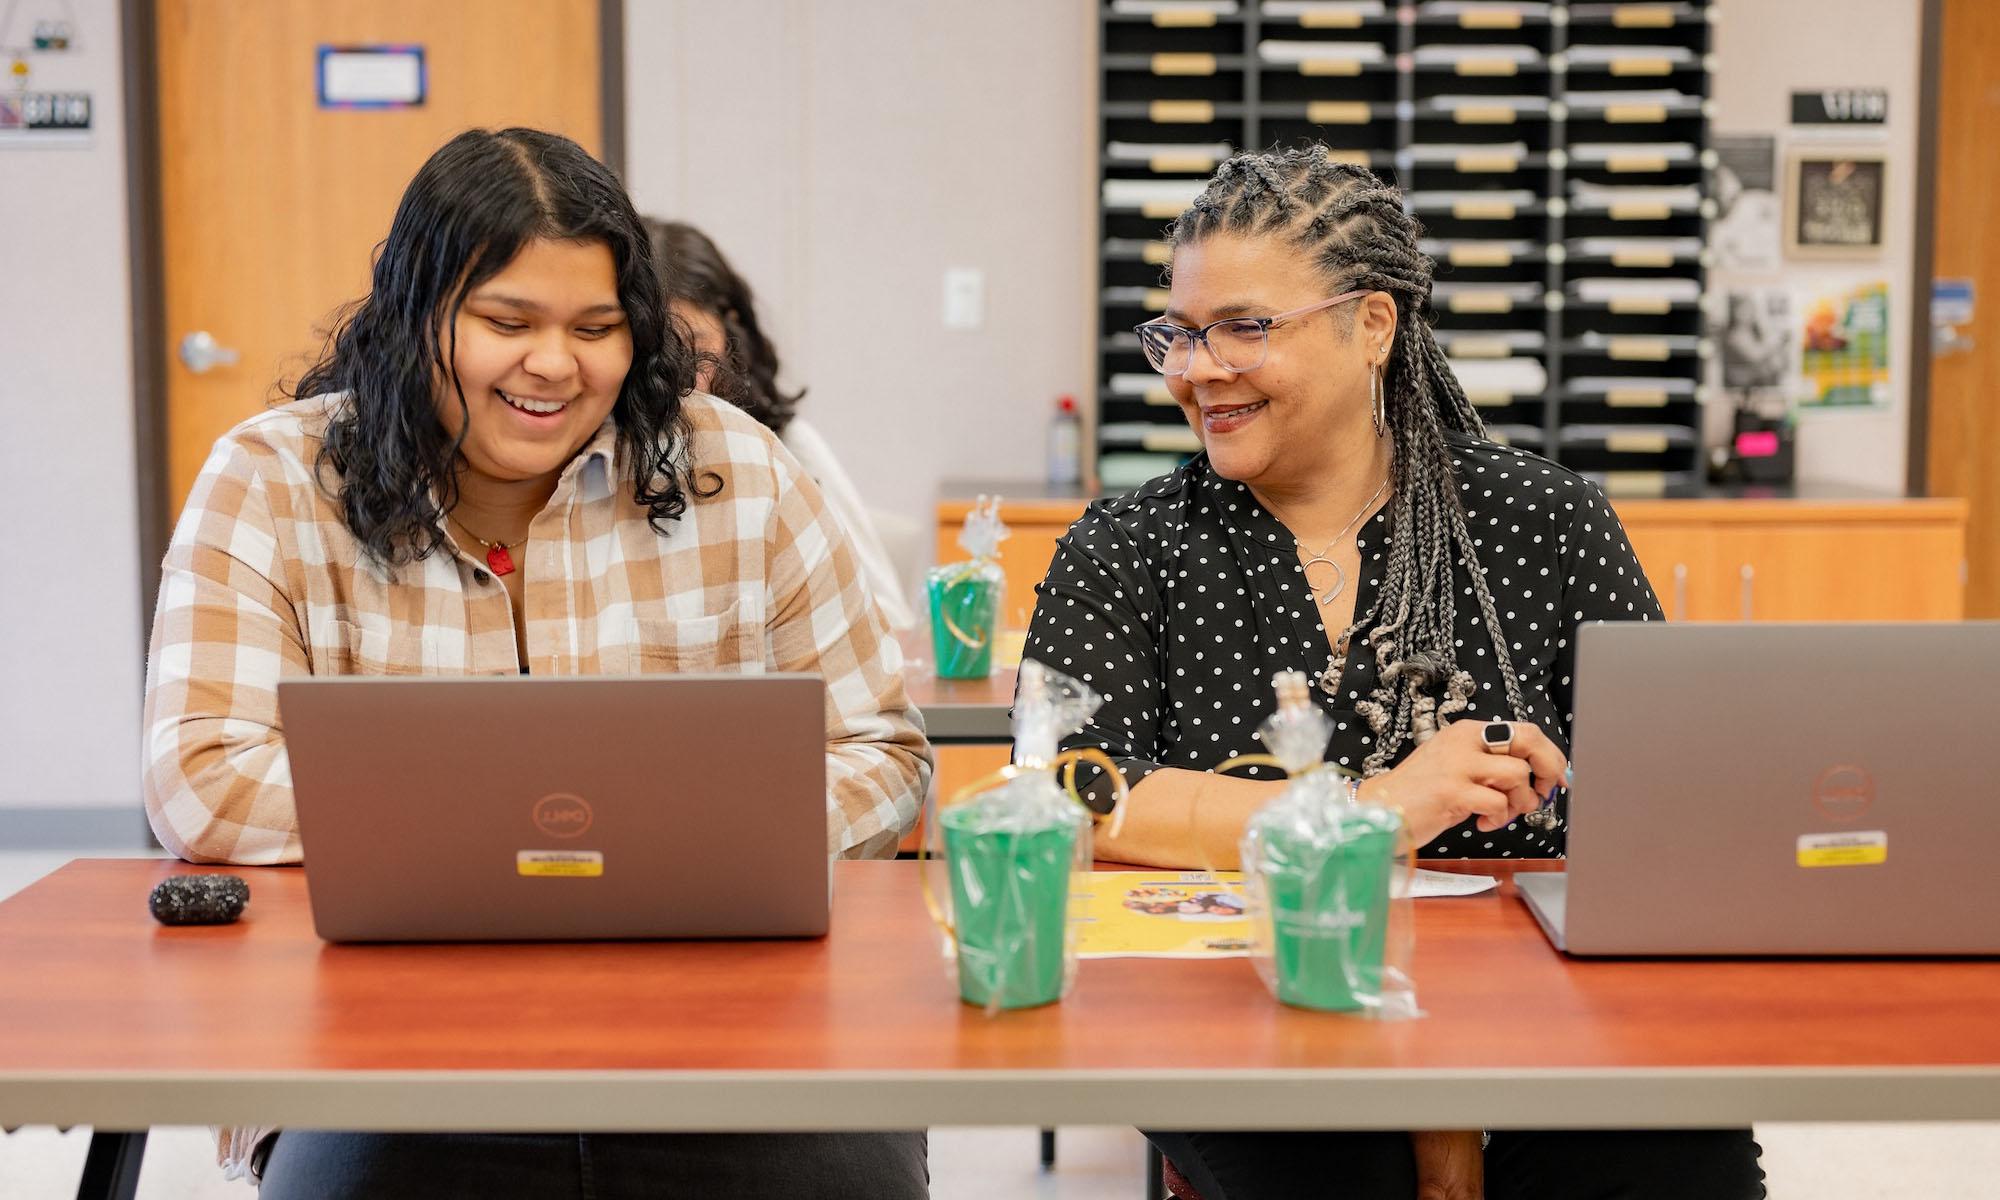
[644,217,806,435]
[289,127,713,567]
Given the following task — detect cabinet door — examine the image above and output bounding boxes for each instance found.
[932,522,1069,631]
[1712,525,1966,621]
[897,743,1014,855]
[934,508,1084,632]
[1620,524,1729,621]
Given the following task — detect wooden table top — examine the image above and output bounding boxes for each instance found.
[3,858,1996,1132]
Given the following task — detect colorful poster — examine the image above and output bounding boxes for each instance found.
[1074,872,1252,959]
[1798,282,1891,408]
[1071,869,1502,959]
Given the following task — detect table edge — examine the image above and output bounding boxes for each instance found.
[7,1065,1998,1131]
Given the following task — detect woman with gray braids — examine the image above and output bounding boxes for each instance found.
[1019,146,1762,1198]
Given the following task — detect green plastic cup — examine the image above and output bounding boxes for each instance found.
[940,809,1078,1009]
[927,570,1000,679]
[1257,816,1398,1011]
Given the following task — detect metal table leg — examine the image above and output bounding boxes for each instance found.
[76,1130,147,1200]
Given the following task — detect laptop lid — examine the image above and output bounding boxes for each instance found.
[1562,622,2000,956]
[280,674,829,942]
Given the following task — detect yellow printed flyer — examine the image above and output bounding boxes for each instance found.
[1073,871,1252,959]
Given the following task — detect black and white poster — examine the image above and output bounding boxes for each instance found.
[1709,135,1781,272]
[1714,289,1794,394]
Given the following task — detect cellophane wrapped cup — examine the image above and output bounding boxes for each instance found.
[1238,671,1418,1019]
[927,495,1008,679]
[933,659,1103,1013]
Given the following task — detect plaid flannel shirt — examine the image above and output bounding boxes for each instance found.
[142,392,931,867]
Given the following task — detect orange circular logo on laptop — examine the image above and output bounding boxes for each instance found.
[1812,765,1874,823]
[532,793,594,839]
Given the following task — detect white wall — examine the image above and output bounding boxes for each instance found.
[628,2,1927,508]
[623,0,1098,581]
[0,0,1932,813]
[1709,0,1921,492]
[0,0,144,810]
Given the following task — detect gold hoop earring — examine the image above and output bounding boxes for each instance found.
[1371,363,1387,437]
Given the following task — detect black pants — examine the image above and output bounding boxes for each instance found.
[1144,1128,1764,1200]
[258,1130,928,1200]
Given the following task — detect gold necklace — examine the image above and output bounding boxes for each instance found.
[450,513,526,577]
[1296,476,1389,606]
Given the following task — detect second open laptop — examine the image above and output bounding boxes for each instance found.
[279,674,829,943]
[1517,621,2000,956]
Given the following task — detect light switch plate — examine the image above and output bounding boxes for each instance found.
[943,267,984,331]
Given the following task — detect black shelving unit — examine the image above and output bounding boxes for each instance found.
[1096,0,1716,498]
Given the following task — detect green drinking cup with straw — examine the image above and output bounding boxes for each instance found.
[939,804,1080,1009]
[919,660,1131,1015]
[1237,670,1411,1015]
[927,495,1007,679]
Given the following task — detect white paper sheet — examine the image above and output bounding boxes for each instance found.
[1409,868,1500,897]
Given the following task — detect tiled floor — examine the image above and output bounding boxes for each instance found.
[5,851,1998,1198]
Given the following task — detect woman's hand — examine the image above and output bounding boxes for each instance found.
[1356,717,1566,847]
[1411,1129,1484,1200]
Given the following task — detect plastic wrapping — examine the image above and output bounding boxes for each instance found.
[923,659,1128,1014]
[1237,670,1419,1018]
[925,495,1008,679]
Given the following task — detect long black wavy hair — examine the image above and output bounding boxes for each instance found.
[293,127,708,567]
[644,218,805,435]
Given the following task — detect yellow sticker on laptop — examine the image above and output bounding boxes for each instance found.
[518,850,604,877]
[1796,831,1886,868]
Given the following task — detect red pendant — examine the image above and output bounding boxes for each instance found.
[485,544,516,577]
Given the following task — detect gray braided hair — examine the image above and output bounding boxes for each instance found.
[1167,145,1529,774]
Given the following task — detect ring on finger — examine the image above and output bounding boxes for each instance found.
[1480,719,1513,755]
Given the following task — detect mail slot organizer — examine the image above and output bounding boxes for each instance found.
[1098,0,1716,496]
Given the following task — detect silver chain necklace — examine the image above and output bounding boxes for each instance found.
[1295,475,1389,607]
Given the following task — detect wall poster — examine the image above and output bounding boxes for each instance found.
[1798,281,1890,409]
[1710,134,1781,273]
[1716,288,1795,394]
[1786,150,1889,259]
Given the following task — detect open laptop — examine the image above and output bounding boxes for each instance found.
[1517,622,2000,956]
[279,675,829,942]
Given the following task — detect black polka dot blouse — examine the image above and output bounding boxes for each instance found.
[1019,432,1662,859]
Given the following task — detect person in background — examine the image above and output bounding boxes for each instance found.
[646,218,919,630]
[1022,145,1763,1200]
[142,126,930,1198]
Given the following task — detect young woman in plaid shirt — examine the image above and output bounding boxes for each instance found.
[142,127,932,1198]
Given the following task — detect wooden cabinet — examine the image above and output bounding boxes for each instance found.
[939,495,1970,630]
[1617,500,1968,622]
[897,743,1013,855]
[935,499,1084,632]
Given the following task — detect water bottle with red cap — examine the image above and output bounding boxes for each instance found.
[1047,394,1081,488]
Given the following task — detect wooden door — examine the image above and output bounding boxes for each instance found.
[157,0,603,520]
[1929,0,2000,617]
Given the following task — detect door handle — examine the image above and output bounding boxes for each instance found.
[178,331,241,374]
[1739,563,1755,621]
[1671,562,1688,622]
